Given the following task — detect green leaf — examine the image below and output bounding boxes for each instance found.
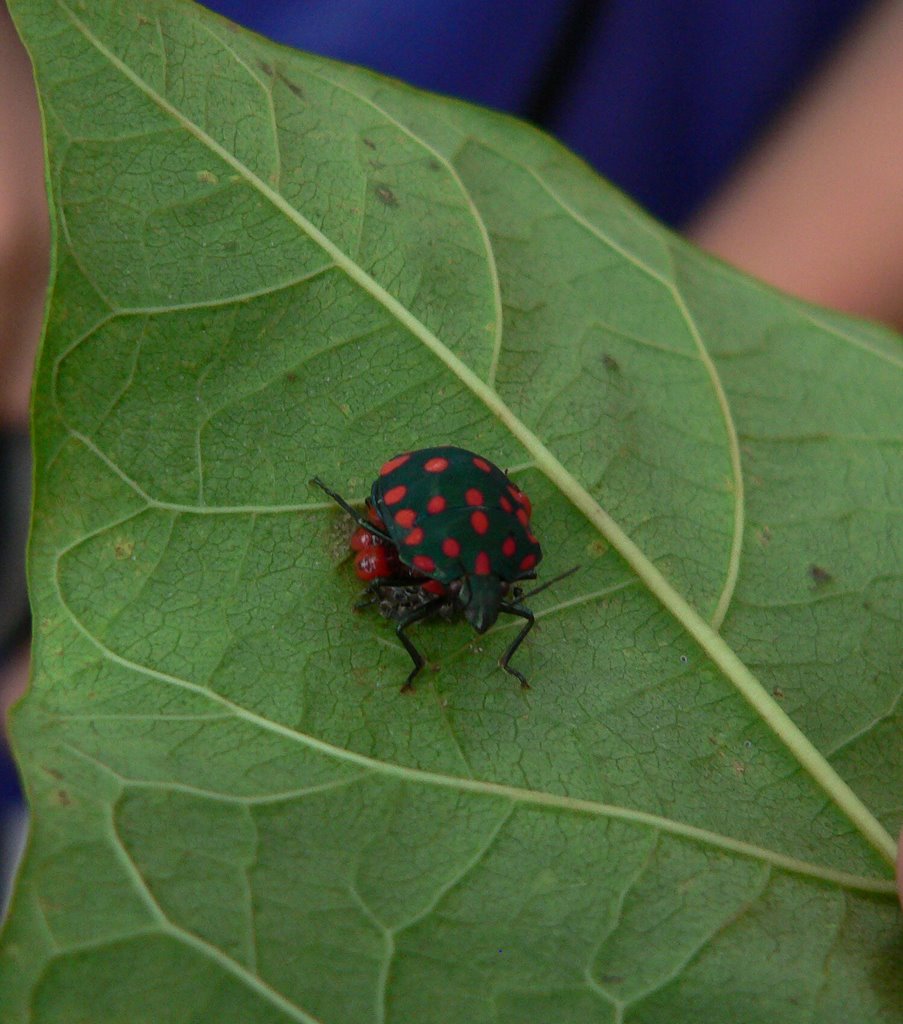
[2,0,901,1021]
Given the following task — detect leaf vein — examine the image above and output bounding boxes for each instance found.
[106,804,324,1023]
[54,0,896,867]
[50,558,897,895]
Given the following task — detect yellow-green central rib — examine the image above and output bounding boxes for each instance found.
[58,1,897,867]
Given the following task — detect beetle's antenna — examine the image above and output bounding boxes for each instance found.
[310,477,393,542]
[520,565,579,600]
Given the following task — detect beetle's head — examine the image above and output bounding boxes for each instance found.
[458,573,505,634]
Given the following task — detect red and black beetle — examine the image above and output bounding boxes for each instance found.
[313,445,559,690]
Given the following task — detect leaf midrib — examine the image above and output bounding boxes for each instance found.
[50,0,896,866]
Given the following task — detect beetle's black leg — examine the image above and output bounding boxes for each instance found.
[497,602,535,689]
[395,596,446,692]
[354,590,379,610]
[310,477,392,542]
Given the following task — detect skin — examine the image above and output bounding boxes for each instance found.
[0,0,901,897]
[688,0,903,331]
[0,1,48,428]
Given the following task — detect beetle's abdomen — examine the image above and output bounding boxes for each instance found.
[372,446,542,584]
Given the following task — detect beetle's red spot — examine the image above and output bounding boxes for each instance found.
[384,484,407,505]
[470,510,489,535]
[404,528,424,546]
[380,453,410,476]
[499,496,513,513]
[394,508,416,528]
[427,495,446,514]
[442,537,461,557]
[516,508,530,528]
[465,487,484,506]
[421,578,446,595]
[502,536,516,557]
[475,551,491,575]
[472,457,492,473]
[520,553,537,571]
[424,456,449,472]
[413,554,436,573]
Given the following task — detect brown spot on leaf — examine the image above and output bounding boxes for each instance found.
[114,539,134,560]
[363,138,376,150]
[772,686,785,700]
[602,353,620,372]
[808,564,833,587]
[257,60,274,76]
[374,184,398,207]
[277,71,304,98]
[756,526,772,547]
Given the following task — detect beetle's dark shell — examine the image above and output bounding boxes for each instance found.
[371,446,542,585]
